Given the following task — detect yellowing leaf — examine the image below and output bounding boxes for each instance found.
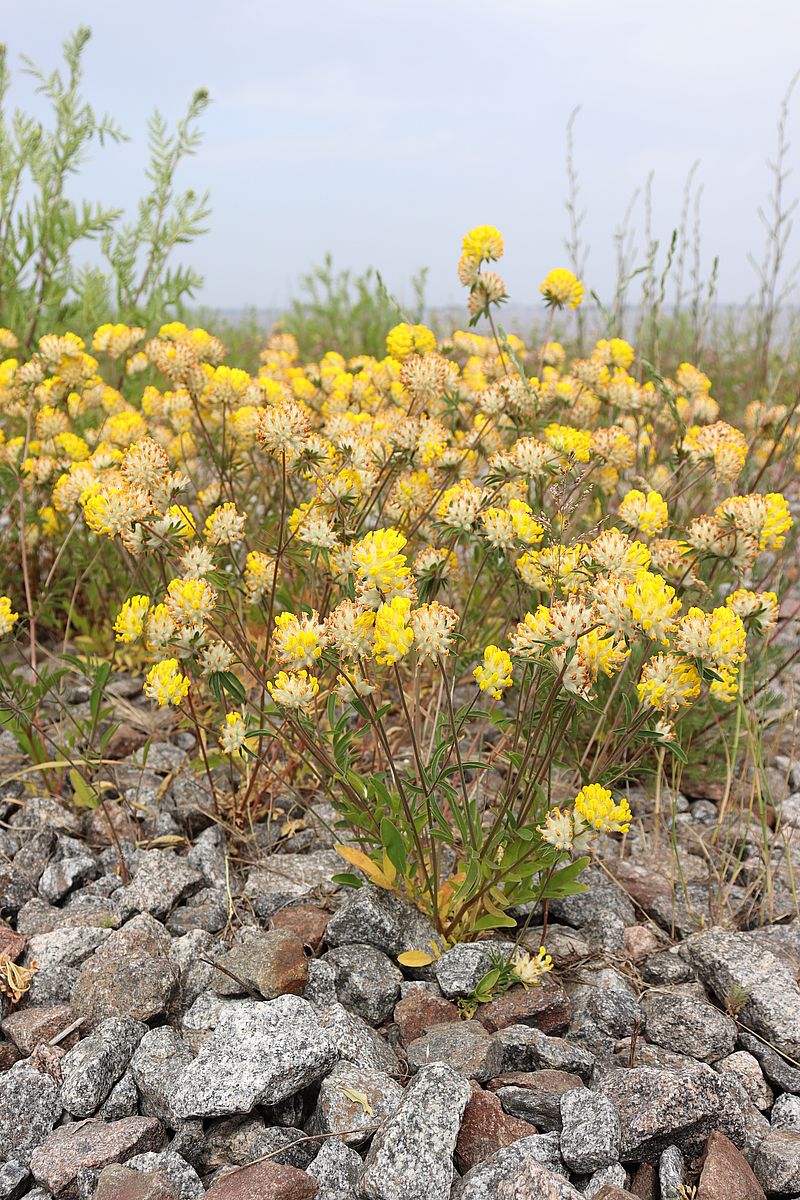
[338,1086,374,1116]
[397,950,434,968]
[334,844,395,889]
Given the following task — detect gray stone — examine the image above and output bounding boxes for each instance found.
[315,1060,403,1146]
[186,826,228,888]
[559,1087,620,1173]
[60,1018,146,1118]
[584,1165,628,1198]
[716,1051,773,1111]
[98,1072,140,1121]
[306,1137,361,1200]
[0,1061,62,1165]
[0,1161,29,1200]
[752,1129,800,1193]
[39,856,98,905]
[432,942,516,999]
[126,1152,203,1200]
[114,851,203,921]
[323,944,402,1025]
[494,1070,583,1132]
[596,1064,748,1162]
[640,989,736,1062]
[361,1062,471,1200]
[453,1133,570,1199]
[772,1092,800,1131]
[244,850,345,916]
[640,949,695,986]
[305,959,338,1006]
[70,918,177,1027]
[210,928,308,1000]
[566,968,641,1055]
[687,927,800,1061]
[325,883,441,958]
[658,1144,685,1200]
[172,995,337,1118]
[406,1022,499,1082]
[738,1030,800,1094]
[25,926,111,973]
[491,1025,596,1080]
[548,869,636,929]
[317,1002,399,1073]
[131,744,188,773]
[131,1026,194,1126]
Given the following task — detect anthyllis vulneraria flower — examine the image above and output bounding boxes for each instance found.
[144,659,190,707]
[219,711,247,754]
[267,669,320,710]
[0,596,19,636]
[511,946,553,988]
[618,489,669,536]
[113,595,149,643]
[474,645,513,699]
[540,268,584,310]
[574,784,632,838]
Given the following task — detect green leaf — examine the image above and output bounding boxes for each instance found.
[331,872,364,889]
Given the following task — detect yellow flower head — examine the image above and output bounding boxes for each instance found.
[618,489,668,536]
[373,596,414,666]
[352,528,411,596]
[461,224,504,266]
[574,783,632,835]
[540,268,584,310]
[144,659,190,707]
[474,645,513,699]
[113,595,150,643]
[386,324,437,362]
[0,596,19,636]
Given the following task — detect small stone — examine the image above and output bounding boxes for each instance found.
[270,905,331,952]
[640,950,695,987]
[306,1137,360,1199]
[98,1071,140,1121]
[491,1069,583,1131]
[752,1129,800,1194]
[114,851,203,921]
[70,919,177,1027]
[60,1018,146,1118]
[323,943,402,1025]
[316,1002,398,1073]
[0,921,26,961]
[172,995,337,1118]
[204,1161,318,1200]
[716,1051,773,1111]
[771,1091,800,1130]
[596,1064,748,1162]
[2,1004,77,1054]
[30,1117,165,1199]
[697,1131,764,1200]
[126,1151,204,1200]
[628,1162,657,1199]
[566,967,642,1055]
[0,1161,29,1200]
[185,826,228,888]
[324,883,441,958]
[640,989,737,1063]
[477,979,571,1034]
[314,1059,402,1146]
[0,1061,62,1165]
[491,1025,596,1080]
[304,959,338,1007]
[93,1164,179,1200]
[211,929,308,1000]
[455,1082,534,1172]
[131,1026,194,1126]
[361,1062,471,1200]
[687,928,800,1061]
[86,803,139,846]
[405,1021,499,1082]
[585,1166,628,1198]
[244,850,345,917]
[737,1030,800,1094]
[432,941,516,999]
[559,1087,620,1173]
[453,1133,571,1199]
[39,856,98,905]
[657,1145,684,1200]
[393,988,461,1046]
[623,927,661,963]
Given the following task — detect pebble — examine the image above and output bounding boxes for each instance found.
[325,883,441,958]
[432,941,516,999]
[455,1082,535,1173]
[322,943,402,1025]
[559,1087,621,1173]
[30,1116,165,1200]
[306,1136,361,1199]
[640,988,737,1063]
[361,1062,471,1200]
[453,1132,569,1199]
[202,1160,318,1200]
[0,1061,62,1166]
[405,1021,500,1082]
[696,1131,764,1200]
[210,929,308,1000]
[715,1050,773,1111]
[314,1060,403,1146]
[60,1017,146,1118]
[131,1026,195,1126]
[771,1091,800,1130]
[172,996,337,1118]
[752,1129,800,1194]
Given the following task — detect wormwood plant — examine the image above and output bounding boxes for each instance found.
[0,27,209,344]
[0,226,796,944]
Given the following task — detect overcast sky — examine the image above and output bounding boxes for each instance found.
[4,1,800,310]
